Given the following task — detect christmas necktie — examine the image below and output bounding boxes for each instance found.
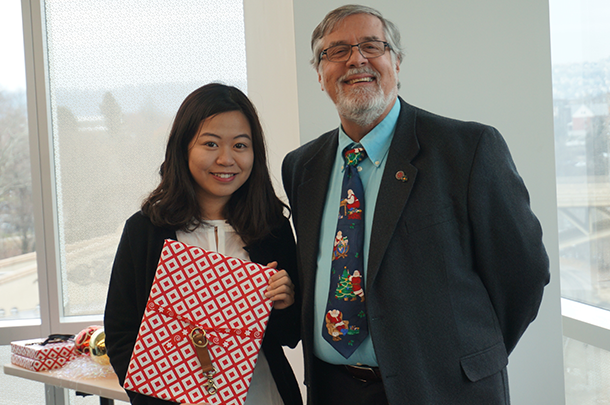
[323,143,368,358]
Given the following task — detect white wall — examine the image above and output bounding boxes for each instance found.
[243,0,306,400]
[243,0,301,199]
[292,1,565,404]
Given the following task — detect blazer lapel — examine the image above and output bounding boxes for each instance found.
[367,100,420,287]
[296,131,338,292]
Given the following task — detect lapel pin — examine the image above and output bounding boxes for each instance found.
[395,171,408,182]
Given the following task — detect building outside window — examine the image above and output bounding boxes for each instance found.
[550,0,610,403]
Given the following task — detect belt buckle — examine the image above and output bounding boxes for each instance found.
[347,364,378,382]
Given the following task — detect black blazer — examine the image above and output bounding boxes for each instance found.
[104,211,303,405]
[282,97,550,405]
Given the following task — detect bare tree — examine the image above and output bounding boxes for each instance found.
[0,89,35,258]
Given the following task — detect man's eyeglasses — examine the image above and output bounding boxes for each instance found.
[319,40,390,63]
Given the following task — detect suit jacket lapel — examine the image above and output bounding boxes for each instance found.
[367,100,420,288]
[296,131,338,297]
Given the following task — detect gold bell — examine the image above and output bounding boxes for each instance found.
[89,328,110,366]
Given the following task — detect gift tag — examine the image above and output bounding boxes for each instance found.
[190,328,217,395]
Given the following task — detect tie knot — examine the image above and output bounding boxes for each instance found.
[344,144,367,167]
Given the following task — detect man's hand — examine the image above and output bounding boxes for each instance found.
[264,261,295,310]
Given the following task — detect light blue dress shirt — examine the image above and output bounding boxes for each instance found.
[314,98,401,366]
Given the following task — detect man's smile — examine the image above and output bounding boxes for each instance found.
[345,76,375,85]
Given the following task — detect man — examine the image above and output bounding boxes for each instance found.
[282,4,550,405]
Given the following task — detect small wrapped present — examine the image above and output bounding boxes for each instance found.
[123,239,276,405]
[11,335,77,372]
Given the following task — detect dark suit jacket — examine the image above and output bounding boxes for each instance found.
[104,211,303,405]
[282,97,550,405]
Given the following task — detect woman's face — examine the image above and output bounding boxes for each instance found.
[188,110,254,218]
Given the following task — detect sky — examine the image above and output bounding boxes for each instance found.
[549,0,610,65]
[0,0,27,91]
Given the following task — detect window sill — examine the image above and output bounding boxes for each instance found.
[562,298,610,351]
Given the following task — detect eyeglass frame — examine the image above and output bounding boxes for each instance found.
[319,40,391,63]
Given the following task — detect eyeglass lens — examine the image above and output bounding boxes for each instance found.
[325,41,386,62]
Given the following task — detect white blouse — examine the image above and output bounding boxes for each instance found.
[176,220,284,405]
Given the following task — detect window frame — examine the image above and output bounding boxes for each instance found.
[562,299,610,352]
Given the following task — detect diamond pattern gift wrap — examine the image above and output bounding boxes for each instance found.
[11,338,77,372]
[123,239,277,405]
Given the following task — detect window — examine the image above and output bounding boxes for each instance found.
[0,0,38,324]
[43,0,247,319]
[550,0,610,403]
[552,0,610,311]
[1,0,248,400]
[1,0,248,336]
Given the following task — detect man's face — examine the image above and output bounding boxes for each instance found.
[317,13,400,126]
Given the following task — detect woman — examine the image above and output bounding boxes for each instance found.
[104,83,302,405]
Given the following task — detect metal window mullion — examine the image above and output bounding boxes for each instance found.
[21,0,62,338]
[0,0,49,345]
[20,1,68,403]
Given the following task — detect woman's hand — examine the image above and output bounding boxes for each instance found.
[264,261,295,310]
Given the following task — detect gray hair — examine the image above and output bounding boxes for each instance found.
[310,4,404,71]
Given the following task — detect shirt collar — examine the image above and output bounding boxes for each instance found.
[338,97,401,167]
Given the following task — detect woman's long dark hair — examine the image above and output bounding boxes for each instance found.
[141,83,288,246]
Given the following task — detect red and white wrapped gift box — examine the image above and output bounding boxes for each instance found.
[124,239,276,405]
[11,338,77,372]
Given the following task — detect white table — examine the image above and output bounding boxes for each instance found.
[3,363,130,404]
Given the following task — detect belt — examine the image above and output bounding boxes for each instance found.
[344,364,382,382]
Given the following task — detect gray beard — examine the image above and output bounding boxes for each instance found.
[333,74,397,128]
